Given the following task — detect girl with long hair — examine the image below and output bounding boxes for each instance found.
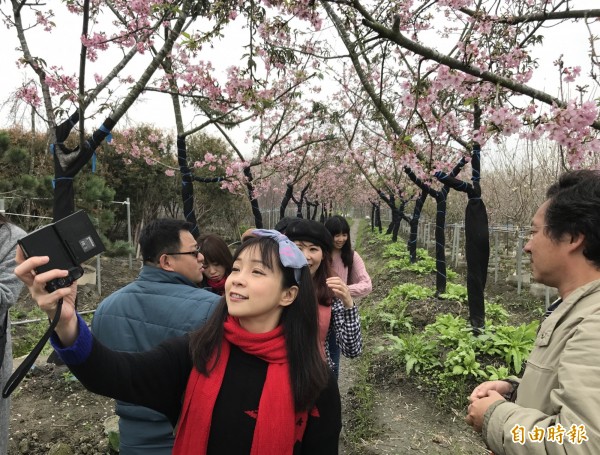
[284,219,362,371]
[324,215,372,377]
[197,233,233,296]
[15,230,341,454]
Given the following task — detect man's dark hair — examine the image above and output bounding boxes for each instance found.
[139,218,193,263]
[545,170,600,268]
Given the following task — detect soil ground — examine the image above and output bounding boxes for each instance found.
[6,228,539,454]
[7,257,138,455]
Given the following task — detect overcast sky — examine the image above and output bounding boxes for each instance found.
[0,2,597,138]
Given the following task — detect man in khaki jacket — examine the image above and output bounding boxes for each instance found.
[466,170,600,454]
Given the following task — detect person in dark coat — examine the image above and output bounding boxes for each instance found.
[92,218,220,455]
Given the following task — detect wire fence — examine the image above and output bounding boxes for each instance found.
[386,216,556,307]
[2,197,134,298]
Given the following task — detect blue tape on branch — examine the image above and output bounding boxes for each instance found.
[99,125,113,143]
[51,177,74,189]
[92,153,96,173]
[50,144,55,155]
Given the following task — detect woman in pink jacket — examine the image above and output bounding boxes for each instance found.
[324,215,372,377]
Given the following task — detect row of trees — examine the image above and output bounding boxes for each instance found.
[2,0,599,328]
[0,127,245,246]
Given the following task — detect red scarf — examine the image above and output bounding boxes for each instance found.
[206,276,227,295]
[173,316,308,454]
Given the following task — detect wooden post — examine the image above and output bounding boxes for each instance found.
[494,230,499,284]
[516,234,524,295]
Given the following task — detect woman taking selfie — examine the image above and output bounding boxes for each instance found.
[15,230,341,454]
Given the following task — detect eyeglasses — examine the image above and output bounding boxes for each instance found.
[166,246,202,257]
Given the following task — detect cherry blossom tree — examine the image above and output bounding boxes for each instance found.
[321,0,600,165]
[317,0,600,321]
[193,89,336,228]
[2,0,206,220]
[433,106,489,330]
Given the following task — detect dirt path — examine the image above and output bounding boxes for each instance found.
[340,354,487,453]
[338,220,489,454]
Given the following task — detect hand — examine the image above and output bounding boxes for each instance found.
[14,247,79,345]
[469,380,514,403]
[465,390,505,432]
[326,276,353,308]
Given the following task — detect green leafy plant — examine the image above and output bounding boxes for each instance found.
[388,283,434,301]
[424,314,471,347]
[485,365,510,381]
[438,283,468,303]
[385,257,411,270]
[488,322,539,374]
[446,269,458,281]
[444,340,487,379]
[485,302,510,325]
[62,370,78,382]
[382,241,409,259]
[401,250,436,274]
[378,311,413,334]
[382,333,441,375]
[10,307,56,358]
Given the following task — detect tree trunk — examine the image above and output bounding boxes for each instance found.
[243,167,263,228]
[408,192,427,263]
[280,184,294,220]
[177,136,199,237]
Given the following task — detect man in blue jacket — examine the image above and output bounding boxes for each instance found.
[92,218,220,455]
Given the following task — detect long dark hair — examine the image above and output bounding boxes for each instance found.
[325,215,354,278]
[313,248,335,306]
[198,233,233,276]
[189,237,330,411]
